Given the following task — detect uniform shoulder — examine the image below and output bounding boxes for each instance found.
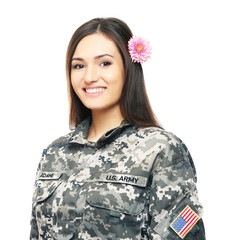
[136,126,187,162]
[136,126,195,172]
[45,130,73,150]
[137,125,182,145]
[38,131,73,169]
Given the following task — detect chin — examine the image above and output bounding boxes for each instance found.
[86,106,108,111]
[85,103,116,112]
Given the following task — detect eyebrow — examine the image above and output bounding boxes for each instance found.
[71,54,114,62]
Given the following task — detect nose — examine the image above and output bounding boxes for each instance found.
[83,65,98,84]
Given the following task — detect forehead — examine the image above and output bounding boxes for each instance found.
[73,33,119,57]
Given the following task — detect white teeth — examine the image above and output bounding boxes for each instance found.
[85,88,105,93]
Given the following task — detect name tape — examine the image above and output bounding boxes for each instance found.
[39,172,62,180]
[98,173,148,187]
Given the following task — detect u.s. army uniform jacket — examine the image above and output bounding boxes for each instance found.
[30,118,206,240]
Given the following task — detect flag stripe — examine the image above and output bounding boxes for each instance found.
[185,212,194,221]
[181,207,190,218]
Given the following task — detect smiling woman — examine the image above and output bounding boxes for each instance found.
[30,17,206,240]
[65,18,160,130]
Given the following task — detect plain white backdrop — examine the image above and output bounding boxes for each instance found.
[0,0,226,239]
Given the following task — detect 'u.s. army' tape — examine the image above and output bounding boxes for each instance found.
[86,173,148,187]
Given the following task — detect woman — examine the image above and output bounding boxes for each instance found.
[30,18,206,240]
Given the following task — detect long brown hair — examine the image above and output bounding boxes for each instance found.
[66,17,161,128]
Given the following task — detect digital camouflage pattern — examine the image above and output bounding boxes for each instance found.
[30,118,205,240]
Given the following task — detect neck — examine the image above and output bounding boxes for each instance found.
[87,107,124,142]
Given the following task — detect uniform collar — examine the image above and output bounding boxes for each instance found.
[68,117,131,148]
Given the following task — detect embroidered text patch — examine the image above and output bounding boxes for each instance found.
[39,172,62,180]
[98,173,148,187]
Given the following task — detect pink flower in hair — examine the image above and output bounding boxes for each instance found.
[128,36,152,63]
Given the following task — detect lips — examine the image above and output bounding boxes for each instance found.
[83,87,107,97]
[84,87,106,93]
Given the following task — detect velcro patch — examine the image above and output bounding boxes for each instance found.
[39,172,62,180]
[170,205,200,239]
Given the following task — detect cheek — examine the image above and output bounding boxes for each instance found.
[113,71,125,92]
[107,66,124,85]
[70,78,76,91]
[71,74,80,93]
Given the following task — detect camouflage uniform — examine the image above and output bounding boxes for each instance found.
[30,118,205,240]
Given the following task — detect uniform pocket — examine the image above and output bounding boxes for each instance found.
[33,171,62,203]
[86,181,146,215]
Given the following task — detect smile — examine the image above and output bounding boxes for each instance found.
[84,87,106,93]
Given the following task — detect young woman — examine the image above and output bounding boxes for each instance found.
[30,18,206,240]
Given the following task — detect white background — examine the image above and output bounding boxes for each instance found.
[0,0,226,239]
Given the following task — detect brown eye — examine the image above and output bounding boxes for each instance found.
[73,64,84,69]
[100,61,111,67]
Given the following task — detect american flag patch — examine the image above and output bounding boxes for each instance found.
[170,205,200,239]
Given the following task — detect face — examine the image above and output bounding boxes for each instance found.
[71,33,125,113]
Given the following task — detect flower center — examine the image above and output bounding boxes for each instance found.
[137,44,143,52]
